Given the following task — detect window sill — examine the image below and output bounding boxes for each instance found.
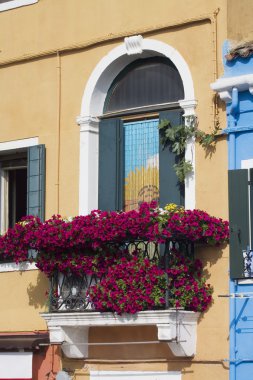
[0,0,38,12]
[41,309,200,358]
[0,261,37,272]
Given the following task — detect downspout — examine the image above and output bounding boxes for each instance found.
[228,87,238,170]
[212,8,220,128]
[56,51,61,214]
[229,86,239,380]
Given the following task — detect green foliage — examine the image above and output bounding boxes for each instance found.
[174,160,193,183]
[158,116,221,182]
[159,119,195,155]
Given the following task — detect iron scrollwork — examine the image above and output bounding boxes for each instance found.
[49,239,194,312]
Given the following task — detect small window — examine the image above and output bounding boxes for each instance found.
[0,155,27,230]
[0,145,46,233]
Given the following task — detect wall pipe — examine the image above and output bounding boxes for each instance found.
[228,88,238,170]
[56,52,61,214]
[228,87,239,380]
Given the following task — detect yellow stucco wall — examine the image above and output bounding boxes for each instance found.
[227,0,253,41]
[0,269,48,331]
[0,1,232,379]
[0,0,226,62]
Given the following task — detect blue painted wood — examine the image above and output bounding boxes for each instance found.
[228,170,249,279]
[27,145,45,221]
[98,118,124,211]
[159,109,184,207]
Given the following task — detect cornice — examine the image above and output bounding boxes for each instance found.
[42,309,198,326]
[76,115,99,133]
[179,99,198,115]
[211,74,253,102]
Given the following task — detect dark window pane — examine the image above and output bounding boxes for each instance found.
[8,168,27,227]
[104,57,184,113]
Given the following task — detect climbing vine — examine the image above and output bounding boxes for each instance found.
[158,116,221,182]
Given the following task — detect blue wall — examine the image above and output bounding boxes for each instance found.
[223,41,253,380]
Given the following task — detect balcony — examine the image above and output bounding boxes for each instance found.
[47,240,194,313]
[42,309,200,358]
[40,239,199,358]
[0,204,229,359]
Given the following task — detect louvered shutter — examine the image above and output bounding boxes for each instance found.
[228,169,249,278]
[98,118,124,211]
[159,109,184,207]
[27,145,46,221]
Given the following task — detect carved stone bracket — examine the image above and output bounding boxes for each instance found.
[124,35,143,55]
[42,310,199,358]
[76,115,99,133]
[211,74,253,103]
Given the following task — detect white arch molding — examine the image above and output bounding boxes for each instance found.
[77,37,197,215]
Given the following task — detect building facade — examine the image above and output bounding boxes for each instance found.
[212,39,253,380]
[0,1,252,379]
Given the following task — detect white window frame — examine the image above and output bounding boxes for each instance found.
[0,137,38,272]
[77,38,197,215]
[0,352,32,378]
[0,163,27,234]
[0,0,37,12]
[90,371,181,380]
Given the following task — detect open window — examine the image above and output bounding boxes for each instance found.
[0,144,45,233]
[98,57,185,211]
[0,154,27,230]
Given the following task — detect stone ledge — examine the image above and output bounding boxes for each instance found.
[41,310,199,358]
[211,73,253,102]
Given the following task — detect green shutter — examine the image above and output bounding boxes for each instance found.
[228,169,249,279]
[98,118,124,211]
[159,109,184,208]
[27,145,46,221]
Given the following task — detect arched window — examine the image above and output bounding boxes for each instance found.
[104,57,184,113]
[99,57,184,211]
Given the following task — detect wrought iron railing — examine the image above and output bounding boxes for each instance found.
[49,239,194,312]
[243,248,253,278]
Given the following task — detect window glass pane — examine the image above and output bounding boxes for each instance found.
[105,58,184,113]
[8,168,27,227]
[124,119,159,211]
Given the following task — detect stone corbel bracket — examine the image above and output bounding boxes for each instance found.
[211,73,253,103]
[124,35,143,55]
[41,310,199,359]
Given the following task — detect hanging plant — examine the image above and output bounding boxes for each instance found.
[0,202,229,265]
[87,252,213,315]
[158,116,221,182]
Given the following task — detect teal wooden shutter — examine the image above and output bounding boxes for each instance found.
[27,145,46,221]
[228,169,249,278]
[98,118,124,211]
[159,109,184,207]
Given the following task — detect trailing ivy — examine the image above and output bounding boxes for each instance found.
[158,116,221,182]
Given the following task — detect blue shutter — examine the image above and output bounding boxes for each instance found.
[27,145,46,221]
[98,118,124,211]
[228,169,249,278]
[159,109,184,207]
